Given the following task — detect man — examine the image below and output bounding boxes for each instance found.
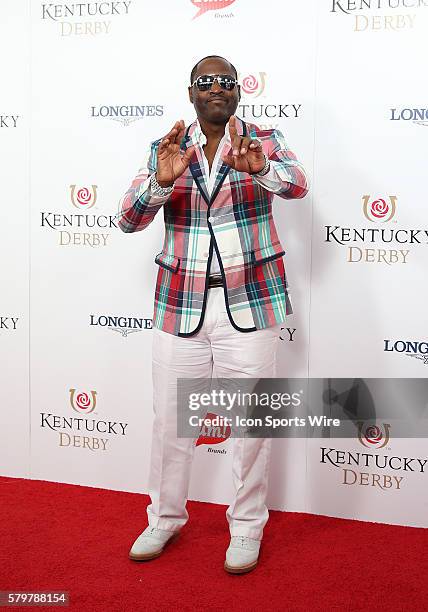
[117,55,308,574]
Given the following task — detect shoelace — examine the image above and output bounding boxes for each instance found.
[144,527,158,537]
[234,536,250,548]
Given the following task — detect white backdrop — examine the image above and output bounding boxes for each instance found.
[1,0,427,528]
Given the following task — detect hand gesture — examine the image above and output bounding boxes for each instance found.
[156,120,195,187]
[221,115,266,175]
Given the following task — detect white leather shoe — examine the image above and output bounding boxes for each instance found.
[129,526,178,561]
[224,536,261,574]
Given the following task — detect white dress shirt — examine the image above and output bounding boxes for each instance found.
[196,120,283,274]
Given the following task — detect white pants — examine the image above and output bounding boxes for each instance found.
[146,286,281,541]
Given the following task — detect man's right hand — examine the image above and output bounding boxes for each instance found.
[156,120,195,188]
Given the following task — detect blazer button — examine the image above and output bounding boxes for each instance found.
[208,216,214,223]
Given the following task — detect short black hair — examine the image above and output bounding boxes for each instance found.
[190,55,238,85]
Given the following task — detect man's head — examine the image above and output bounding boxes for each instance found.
[188,55,240,126]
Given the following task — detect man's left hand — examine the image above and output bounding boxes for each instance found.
[221,115,266,175]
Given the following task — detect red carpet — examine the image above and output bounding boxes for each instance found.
[0,476,426,612]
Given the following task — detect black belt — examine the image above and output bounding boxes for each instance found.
[208,274,224,288]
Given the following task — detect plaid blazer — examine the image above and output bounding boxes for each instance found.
[118,117,308,337]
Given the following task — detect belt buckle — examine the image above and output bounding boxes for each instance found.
[208,274,223,288]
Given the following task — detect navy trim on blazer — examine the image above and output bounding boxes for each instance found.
[205,121,258,332]
[251,250,285,266]
[177,120,258,336]
[154,253,180,273]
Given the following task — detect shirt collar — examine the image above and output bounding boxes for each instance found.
[195,118,231,146]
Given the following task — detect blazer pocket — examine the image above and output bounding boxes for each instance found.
[154,252,180,273]
[251,248,285,266]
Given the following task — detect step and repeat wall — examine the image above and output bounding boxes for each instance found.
[1,0,427,527]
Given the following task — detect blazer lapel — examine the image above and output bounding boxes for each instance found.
[181,122,210,206]
[210,117,247,206]
[181,117,247,207]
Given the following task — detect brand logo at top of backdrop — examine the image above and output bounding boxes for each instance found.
[196,412,231,449]
[325,194,428,265]
[357,422,390,449]
[90,105,164,127]
[390,107,428,128]
[330,0,425,32]
[69,388,97,414]
[362,195,396,223]
[90,314,153,336]
[0,317,19,332]
[191,0,236,20]
[0,115,19,128]
[40,184,118,248]
[384,339,428,365]
[40,388,129,452]
[41,1,133,36]
[239,73,267,98]
[70,185,97,209]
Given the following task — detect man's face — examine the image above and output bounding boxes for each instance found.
[188,57,240,125]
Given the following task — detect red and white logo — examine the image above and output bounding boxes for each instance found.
[196,412,231,446]
[70,185,98,209]
[191,0,236,20]
[357,422,390,449]
[69,389,97,414]
[239,72,267,98]
[362,195,397,223]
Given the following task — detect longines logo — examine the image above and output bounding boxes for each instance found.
[196,412,231,451]
[90,105,164,127]
[390,107,428,128]
[384,339,428,365]
[41,1,133,36]
[0,115,19,128]
[40,388,129,452]
[0,317,19,331]
[90,314,153,336]
[40,184,118,247]
[320,423,427,491]
[325,194,428,265]
[191,0,236,20]
[330,0,425,32]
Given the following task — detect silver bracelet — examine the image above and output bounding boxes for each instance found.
[150,173,174,196]
[254,154,270,177]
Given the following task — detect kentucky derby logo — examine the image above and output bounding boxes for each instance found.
[239,72,267,98]
[196,412,231,447]
[362,195,396,223]
[191,0,236,19]
[69,389,97,414]
[357,422,390,449]
[70,185,98,209]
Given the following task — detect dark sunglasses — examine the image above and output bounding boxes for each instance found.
[191,74,238,91]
